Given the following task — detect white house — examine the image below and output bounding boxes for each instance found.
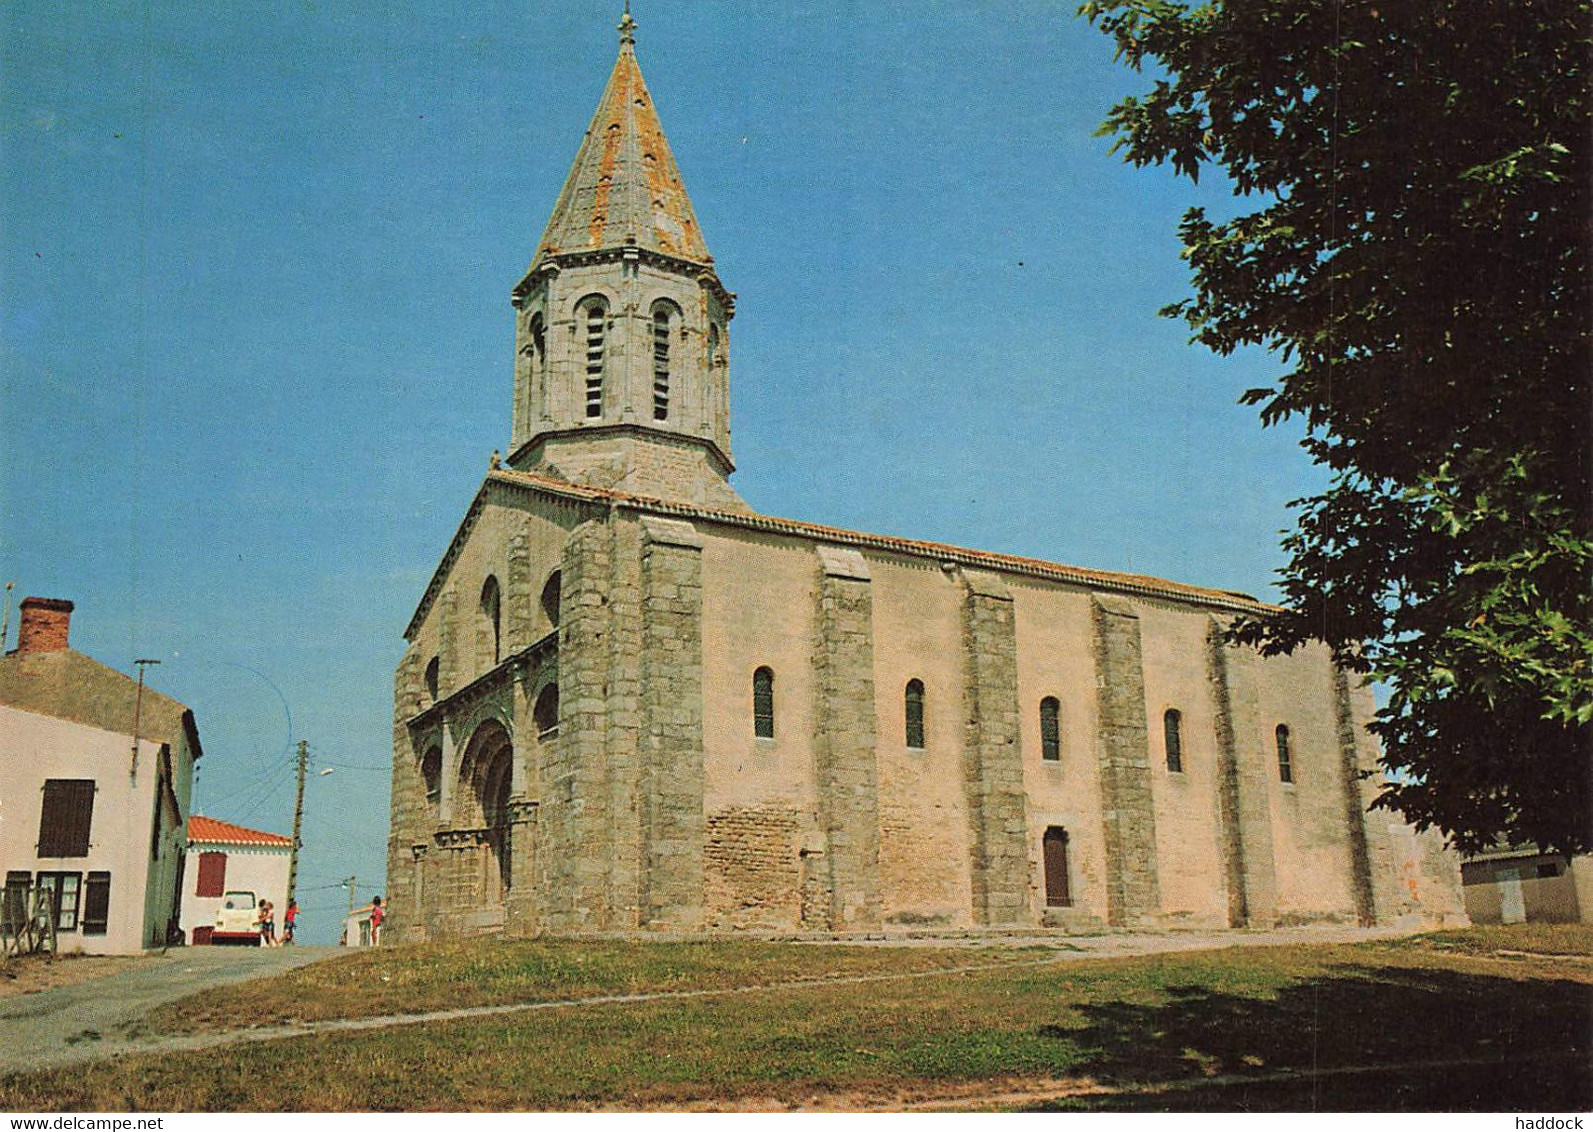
[179,815,291,945]
[0,598,201,954]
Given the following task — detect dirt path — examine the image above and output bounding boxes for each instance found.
[0,947,334,1074]
[0,923,1412,1075]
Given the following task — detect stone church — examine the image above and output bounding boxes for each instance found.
[385,13,1464,940]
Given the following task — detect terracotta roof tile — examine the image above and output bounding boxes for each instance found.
[188,815,292,848]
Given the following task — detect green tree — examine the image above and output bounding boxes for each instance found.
[1083,0,1591,853]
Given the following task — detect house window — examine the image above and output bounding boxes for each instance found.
[1276,724,1293,783]
[196,851,227,897]
[38,779,95,857]
[753,667,775,739]
[583,299,606,418]
[36,872,82,932]
[1538,861,1563,879]
[652,304,672,420]
[1043,827,1071,907]
[1164,709,1183,773]
[82,872,111,935]
[905,679,926,749]
[1040,697,1061,762]
[480,575,502,666]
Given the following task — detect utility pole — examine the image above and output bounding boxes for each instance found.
[0,581,13,651]
[344,875,357,914]
[286,740,308,913]
[130,658,161,780]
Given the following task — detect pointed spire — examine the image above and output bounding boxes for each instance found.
[531,9,712,266]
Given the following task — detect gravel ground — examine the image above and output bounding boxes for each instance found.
[0,946,335,1074]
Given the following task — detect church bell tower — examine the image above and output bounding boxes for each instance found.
[507,7,746,511]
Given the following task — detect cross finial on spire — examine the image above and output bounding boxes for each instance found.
[618,2,636,46]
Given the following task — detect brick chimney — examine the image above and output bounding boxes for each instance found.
[16,597,74,654]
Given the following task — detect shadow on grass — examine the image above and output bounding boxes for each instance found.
[1024,962,1592,1112]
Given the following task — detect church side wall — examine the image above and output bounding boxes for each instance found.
[1011,581,1111,928]
[1248,643,1360,924]
[869,557,977,927]
[1138,603,1230,929]
[699,530,822,928]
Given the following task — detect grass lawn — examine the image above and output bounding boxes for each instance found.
[2,926,1588,1112]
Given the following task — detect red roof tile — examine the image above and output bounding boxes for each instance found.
[188,815,292,848]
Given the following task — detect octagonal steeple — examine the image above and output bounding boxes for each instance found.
[507,8,745,512]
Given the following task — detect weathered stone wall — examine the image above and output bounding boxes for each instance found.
[704,805,803,928]
[811,546,881,929]
[1090,596,1161,927]
[960,570,1030,926]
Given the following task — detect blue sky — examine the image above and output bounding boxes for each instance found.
[1,2,1319,944]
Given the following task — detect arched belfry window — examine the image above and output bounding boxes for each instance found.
[651,303,673,421]
[480,576,502,666]
[1276,724,1293,783]
[1164,708,1184,773]
[1040,697,1061,762]
[527,311,547,410]
[753,666,775,739]
[905,679,926,749]
[581,298,606,418]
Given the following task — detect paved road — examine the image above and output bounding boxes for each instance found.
[0,946,335,1075]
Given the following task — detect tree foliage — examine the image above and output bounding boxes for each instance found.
[1083,0,1591,852]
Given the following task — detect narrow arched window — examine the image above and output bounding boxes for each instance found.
[420,746,442,805]
[1040,696,1061,762]
[905,679,926,749]
[582,299,606,418]
[652,305,672,421]
[1276,724,1293,783]
[534,684,559,738]
[480,576,502,665]
[708,323,721,370]
[527,311,547,413]
[541,570,562,631]
[424,656,440,703]
[753,666,775,739]
[1164,708,1183,773]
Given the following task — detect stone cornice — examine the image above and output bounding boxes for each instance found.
[513,246,735,313]
[508,422,736,478]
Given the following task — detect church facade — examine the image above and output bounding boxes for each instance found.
[385,15,1464,940]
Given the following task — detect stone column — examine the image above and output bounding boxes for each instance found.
[1090,596,1162,927]
[961,570,1030,926]
[1334,663,1390,924]
[437,587,459,696]
[637,516,707,929]
[1206,618,1278,928]
[605,517,646,926]
[811,545,881,929]
[541,517,614,929]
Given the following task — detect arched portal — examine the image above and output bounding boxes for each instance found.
[460,719,514,903]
